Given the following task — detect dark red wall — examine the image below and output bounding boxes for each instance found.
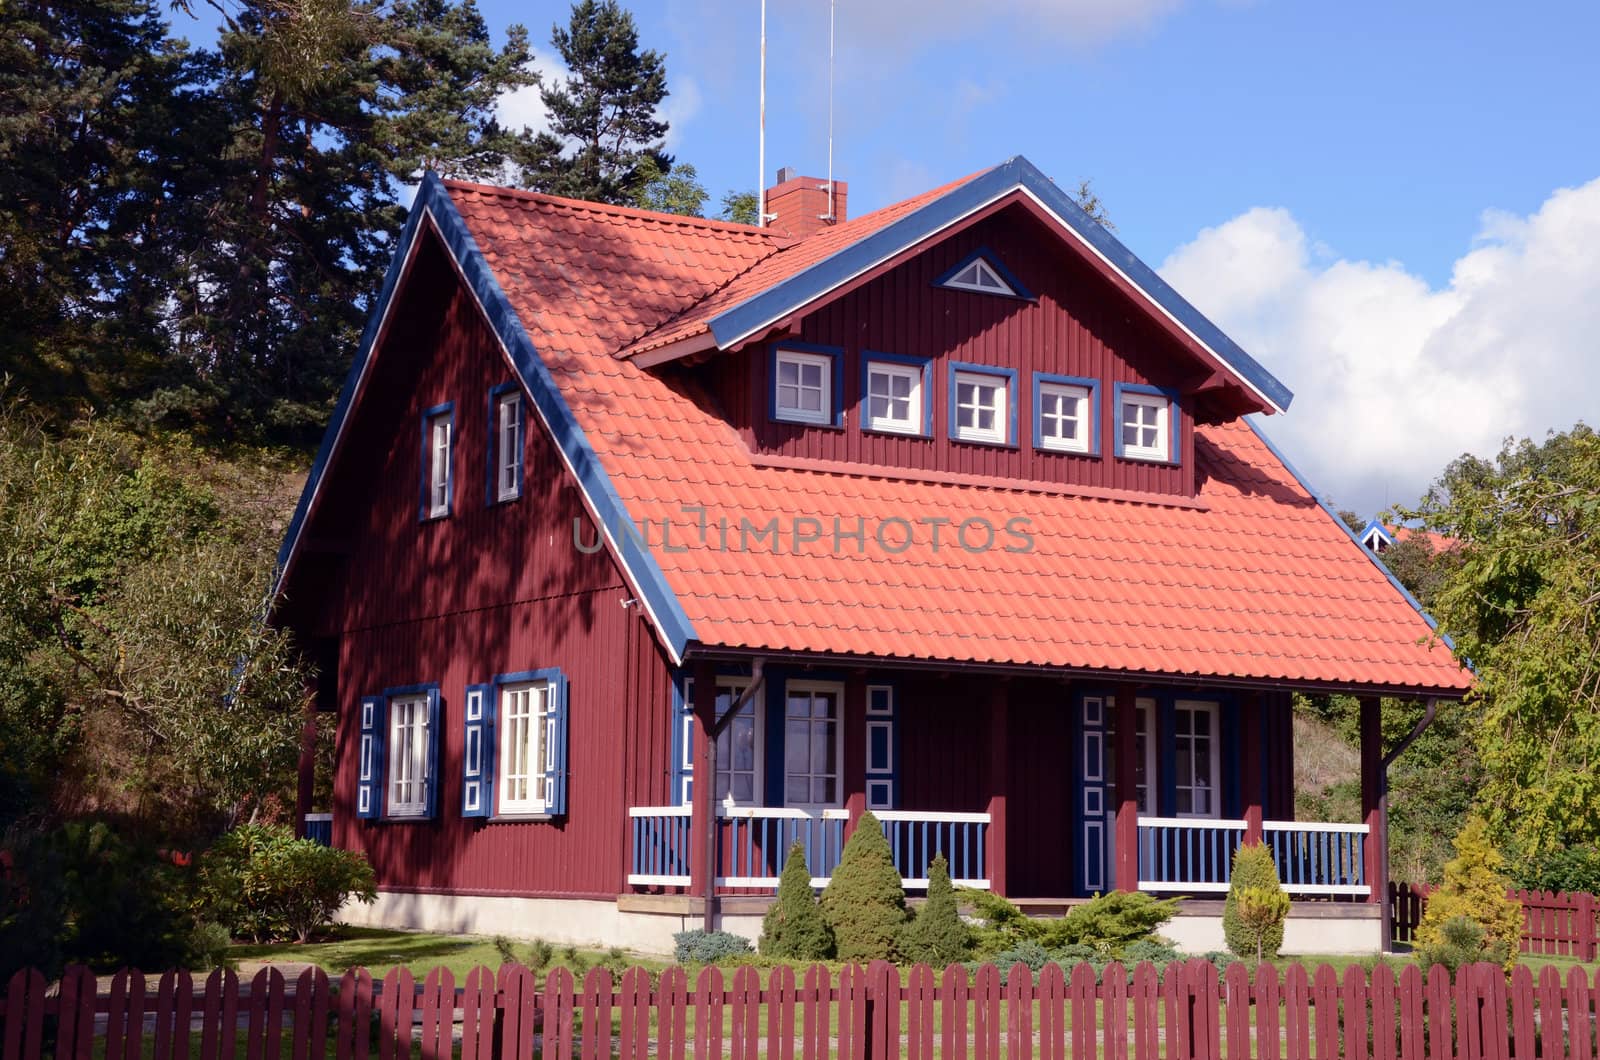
[701,203,1197,497]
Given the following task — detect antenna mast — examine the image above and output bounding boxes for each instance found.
[758,0,768,227]
[826,0,836,222]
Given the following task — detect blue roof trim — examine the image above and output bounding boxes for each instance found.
[1244,417,1465,664]
[706,156,1293,415]
[275,172,698,663]
[932,245,1036,301]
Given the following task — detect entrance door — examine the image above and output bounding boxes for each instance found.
[1078,694,1155,895]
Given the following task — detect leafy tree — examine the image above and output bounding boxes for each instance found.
[759,840,833,960]
[820,812,908,961]
[630,158,708,217]
[1404,425,1600,853]
[518,0,670,205]
[720,190,760,226]
[1415,817,1521,971]
[898,853,971,965]
[1224,843,1288,959]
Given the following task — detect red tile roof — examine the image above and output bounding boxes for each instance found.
[444,180,1471,696]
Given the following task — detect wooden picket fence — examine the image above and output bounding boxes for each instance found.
[1390,883,1600,959]
[6,958,1600,1060]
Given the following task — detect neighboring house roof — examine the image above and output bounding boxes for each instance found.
[1359,519,1461,554]
[277,165,1472,697]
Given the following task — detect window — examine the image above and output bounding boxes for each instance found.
[387,693,431,817]
[772,348,836,426]
[1104,696,1157,814]
[499,679,554,814]
[1173,700,1221,818]
[492,387,523,502]
[422,404,453,519]
[1116,386,1175,462]
[863,357,928,435]
[1035,376,1096,454]
[784,682,842,809]
[950,365,1014,445]
[714,680,759,805]
[934,249,1030,299]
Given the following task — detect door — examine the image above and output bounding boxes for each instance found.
[1079,694,1155,895]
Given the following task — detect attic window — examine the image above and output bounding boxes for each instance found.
[941,256,1015,297]
[949,363,1016,446]
[1114,384,1177,463]
[770,345,842,427]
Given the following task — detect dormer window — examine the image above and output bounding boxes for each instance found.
[771,345,841,427]
[1034,375,1098,455]
[1115,384,1178,463]
[934,248,1032,300]
[949,363,1016,446]
[862,353,930,436]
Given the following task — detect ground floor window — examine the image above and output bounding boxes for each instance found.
[714,680,758,804]
[387,693,431,816]
[784,682,842,809]
[1105,697,1157,813]
[1173,699,1221,817]
[499,680,554,814]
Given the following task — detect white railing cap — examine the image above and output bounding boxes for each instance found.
[1263,819,1370,834]
[629,805,693,817]
[872,810,992,824]
[1137,816,1249,829]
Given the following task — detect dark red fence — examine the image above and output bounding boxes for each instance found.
[1390,882,1600,959]
[6,959,1600,1060]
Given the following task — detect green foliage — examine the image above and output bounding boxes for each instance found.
[630,158,708,217]
[962,888,1176,959]
[820,812,909,961]
[720,190,760,225]
[1415,916,1510,976]
[1508,842,1600,894]
[672,929,753,965]
[0,822,219,979]
[1403,426,1600,855]
[1072,178,1116,231]
[759,841,833,960]
[899,854,972,965]
[194,824,377,943]
[1415,818,1521,971]
[1224,844,1287,960]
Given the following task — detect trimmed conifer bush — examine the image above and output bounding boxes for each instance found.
[820,811,908,961]
[759,841,833,959]
[898,853,972,965]
[1223,842,1287,959]
[1415,817,1521,971]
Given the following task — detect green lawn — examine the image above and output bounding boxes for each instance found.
[230,926,665,979]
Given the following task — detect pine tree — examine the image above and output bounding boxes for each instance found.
[519,0,671,204]
[1223,843,1287,960]
[898,853,971,965]
[820,812,909,962]
[1415,817,1521,971]
[759,841,833,960]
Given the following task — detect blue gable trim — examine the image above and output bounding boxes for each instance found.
[273,172,698,664]
[1357,518,1394,551]
[706,156,1292,416]
[932,246,1036,302]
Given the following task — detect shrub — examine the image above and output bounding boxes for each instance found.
[1415,817,1521,971]
[1510,843,1600,895]
[899,854,972,965]
[1224,843,1287,960]
[1050,891,1179,956]
[1121,939,1182,966]
[1415,916,1509,975]
[820,812,908,961]
[673,929,753,964]
[759,841,833,960]
[194,824,377,943]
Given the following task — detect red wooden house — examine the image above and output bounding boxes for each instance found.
[274,157,1471,954]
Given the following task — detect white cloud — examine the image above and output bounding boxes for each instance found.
[658,74,703,150]
[495,55,569,137]
[1160,179,1600,515]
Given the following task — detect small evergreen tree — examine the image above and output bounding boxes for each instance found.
[1224,843,1288,960]
[1415,817,1521,970]
[1415,915,1509,975]
[1233,886,1291,962]
[820,812,908,962]
[759,841,832,960]
[898,853,971,965]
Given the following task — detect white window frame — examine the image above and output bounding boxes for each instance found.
[426,411,452,518]
[1038,381,1093,454]
[495,390,522,502]
[713,678,762,807]
[782,680,845,811]
[942,256,1016,297]
[386,693,431,817]
[1173,699,1222,819]
[498,680,553,815]
[952,370,1008,445]
[1119,391,1170,462]
[773,349,833,426]
[863,361,924,435]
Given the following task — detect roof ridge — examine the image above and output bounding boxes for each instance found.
[439,177,782,240]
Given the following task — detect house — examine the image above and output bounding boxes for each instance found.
[1358,519,1459,556]
[274,157,1472,955]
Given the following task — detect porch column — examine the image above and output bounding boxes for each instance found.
[1113,684,1140,892]
[1240,692,1264,845]
[843,672,868,838]
[689,660,719,928]
[294,678,318,838]
[1359,696,1389,909]
[986,682,1009,896]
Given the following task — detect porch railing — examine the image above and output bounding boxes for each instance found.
[627,806,992,892]
[1137,817,1370,897]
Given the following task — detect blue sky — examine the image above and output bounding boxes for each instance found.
[174,0,1600,515]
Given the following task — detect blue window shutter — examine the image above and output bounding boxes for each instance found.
[865,685,898,810]
[671,675,694,807]
[357,695,384,820]
[462,683,496,818]
[423,686,442,819]
[544,671,570,815]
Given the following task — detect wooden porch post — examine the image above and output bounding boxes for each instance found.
[1240,692,1264,845]
[689,660,719,929]
[1359,696,1389,911]
[986,682,1009,896]
[294,678,318,838]
[843,672,868,838]
[1113,684,1140,892]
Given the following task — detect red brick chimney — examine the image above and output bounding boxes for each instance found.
[763,167,848,239]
